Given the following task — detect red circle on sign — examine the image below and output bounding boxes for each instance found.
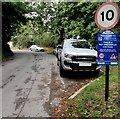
[99,53,104,59]
[95,2,120,30]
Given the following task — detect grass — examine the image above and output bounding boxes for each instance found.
[66,61,119,118]
[44,47,54,54]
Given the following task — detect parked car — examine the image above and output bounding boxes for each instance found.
[29,45,44,52]
[56,39,101,77]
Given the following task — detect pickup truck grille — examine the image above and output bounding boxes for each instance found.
[71,56,96,62]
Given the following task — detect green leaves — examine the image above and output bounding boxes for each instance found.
[12,20,57,48]
[2,2,31,43]
[48,2,101,44]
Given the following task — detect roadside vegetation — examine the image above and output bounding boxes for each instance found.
[65,59,119,118]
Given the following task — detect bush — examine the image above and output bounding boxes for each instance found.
[11,21,58,48]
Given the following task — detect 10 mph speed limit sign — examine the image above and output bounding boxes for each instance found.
[95,2,119,30]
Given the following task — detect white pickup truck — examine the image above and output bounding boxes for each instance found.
[56,39,101,77]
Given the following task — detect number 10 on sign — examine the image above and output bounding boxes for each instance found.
[101,10,114,21]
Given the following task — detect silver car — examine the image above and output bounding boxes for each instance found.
[29,45,44,52]
[57,39,101,77]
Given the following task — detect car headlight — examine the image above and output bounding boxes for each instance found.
[64,53,71,59]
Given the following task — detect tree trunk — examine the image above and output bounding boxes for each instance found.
[2,42,14,59]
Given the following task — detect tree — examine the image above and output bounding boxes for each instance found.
[12,2,58,48]
[2,2,30,58]
[12,21,35,49]
[12,20,56,48]
[48,2,103,44]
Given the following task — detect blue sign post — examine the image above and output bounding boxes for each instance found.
[98,32,118,66]
[97,30,119,101]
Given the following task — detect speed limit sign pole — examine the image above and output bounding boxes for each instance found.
[95,1,119,101]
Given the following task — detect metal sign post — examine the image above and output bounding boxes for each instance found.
[105,66,109,101]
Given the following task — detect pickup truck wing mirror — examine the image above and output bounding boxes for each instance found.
[91,46,97,51]
[57,44,63,49]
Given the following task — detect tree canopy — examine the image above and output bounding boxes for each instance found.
[2,2,31,43]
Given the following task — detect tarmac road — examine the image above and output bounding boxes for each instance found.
[1,50,100,117]
[2,50,56,117]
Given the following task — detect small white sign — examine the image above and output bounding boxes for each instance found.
[79,62,91,66]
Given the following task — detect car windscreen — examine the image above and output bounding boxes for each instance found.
[64,41,91,49]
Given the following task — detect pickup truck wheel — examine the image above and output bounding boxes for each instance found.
[59,62,66,77]
[95,69,100,77]
[57,60,59,66]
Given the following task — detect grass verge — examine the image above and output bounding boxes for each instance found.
[66,65,119,118]
[44,47,54,54]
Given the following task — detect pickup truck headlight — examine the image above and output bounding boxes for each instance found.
[64,53,71,59]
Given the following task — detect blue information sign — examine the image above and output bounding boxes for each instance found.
[97,31,118,66]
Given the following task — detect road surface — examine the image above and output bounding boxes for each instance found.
[1,50,99,117]
[1,50,56,117]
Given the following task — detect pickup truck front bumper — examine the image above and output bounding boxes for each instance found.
[61,57,101,71]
